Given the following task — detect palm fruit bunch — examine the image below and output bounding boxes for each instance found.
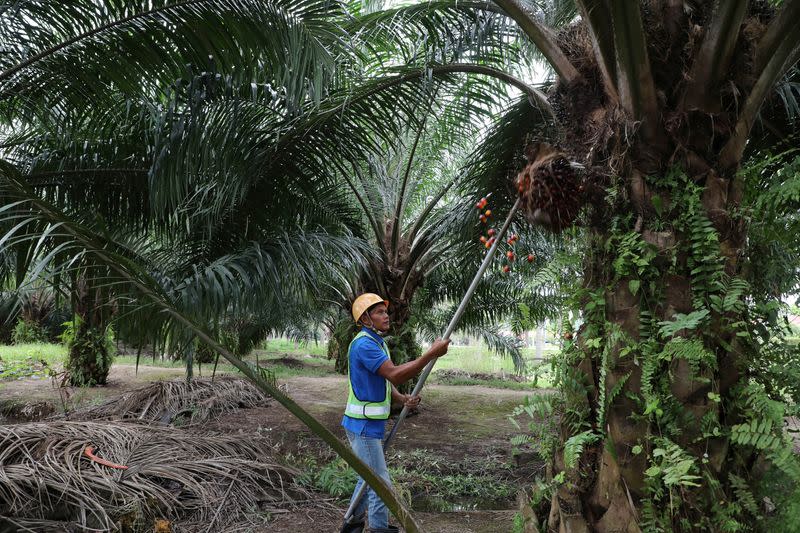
[514,142,582,233]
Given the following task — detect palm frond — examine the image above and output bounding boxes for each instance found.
[681,0,748,112]
[609,0,658,133]
[66,377,270,424]
[575,0,617,98]
[0,164,422,531]
[0,420,309,531]
[492,0,580,83]
[0,0,351,118]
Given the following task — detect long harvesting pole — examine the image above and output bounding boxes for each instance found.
[343,197,522,524]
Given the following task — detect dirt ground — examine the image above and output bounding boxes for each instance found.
[265,507,518,533]
[204,374,539,532]
[0,363,542,532]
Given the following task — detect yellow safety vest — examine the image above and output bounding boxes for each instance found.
[344,331,392,420]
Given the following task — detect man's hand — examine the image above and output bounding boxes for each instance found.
[428,338,451,358]
[403,394,421,409]
[379,338,451,386]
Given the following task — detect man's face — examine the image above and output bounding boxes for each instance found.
[365,303,390,333]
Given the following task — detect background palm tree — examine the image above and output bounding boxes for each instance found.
[323,92,559,380]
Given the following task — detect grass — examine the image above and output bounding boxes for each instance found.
[0,338,556,388]
[0,343,66,365]
[259,337,327,357]
[435,345,558,374]
[0,343,67,380]
[432,376,546,391]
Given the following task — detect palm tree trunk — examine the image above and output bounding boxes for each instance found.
[67,274,114,386]
[548,167,749,531]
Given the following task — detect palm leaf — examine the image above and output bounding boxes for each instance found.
[0,163,424,532]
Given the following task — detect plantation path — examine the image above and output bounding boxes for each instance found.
[214,374,539,459]
[1,362,546,532]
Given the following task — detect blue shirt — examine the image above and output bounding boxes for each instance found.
[341,327,390,439]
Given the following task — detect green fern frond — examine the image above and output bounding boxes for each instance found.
[563,430,599,469]
[728,473,759,516]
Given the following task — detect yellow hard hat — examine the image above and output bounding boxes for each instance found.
[352,293,389,323]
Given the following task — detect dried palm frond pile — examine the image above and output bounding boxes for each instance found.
[0,421,310,532]
[67,377,270,425]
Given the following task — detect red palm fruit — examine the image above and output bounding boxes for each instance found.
[503,265,511,273]
[475,202,482,209]
[484,240,492,249]
[484,209,492,217]
[480,215,487,223]
[506,251,515,260]
[527,254,535,262]
[487,228,496,236]
[479,236,487,244]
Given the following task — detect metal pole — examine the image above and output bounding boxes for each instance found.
[343,198,521,523]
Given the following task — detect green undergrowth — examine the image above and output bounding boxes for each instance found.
[0,341,336,380]
[295,457,359,499]
[260,338,327,357]
[390,449,518,511]
[431,374,543,391]
[0,343,65,380]
[755,465,800,533]
[511,512,526,533]
[291,449,520,510]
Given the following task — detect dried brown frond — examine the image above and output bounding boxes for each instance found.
[64,377,271,425]
[0,421,310,532]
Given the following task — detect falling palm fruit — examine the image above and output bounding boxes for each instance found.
[527,254,535,262]
[563,332,573,340]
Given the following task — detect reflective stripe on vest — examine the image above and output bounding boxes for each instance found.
[344,330,391,420]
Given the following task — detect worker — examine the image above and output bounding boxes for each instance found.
[340,293,450,533]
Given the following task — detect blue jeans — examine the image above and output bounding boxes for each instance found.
[345,429,391,529]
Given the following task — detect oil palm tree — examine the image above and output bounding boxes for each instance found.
[351,0,800,529]
[324,89,550,377]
